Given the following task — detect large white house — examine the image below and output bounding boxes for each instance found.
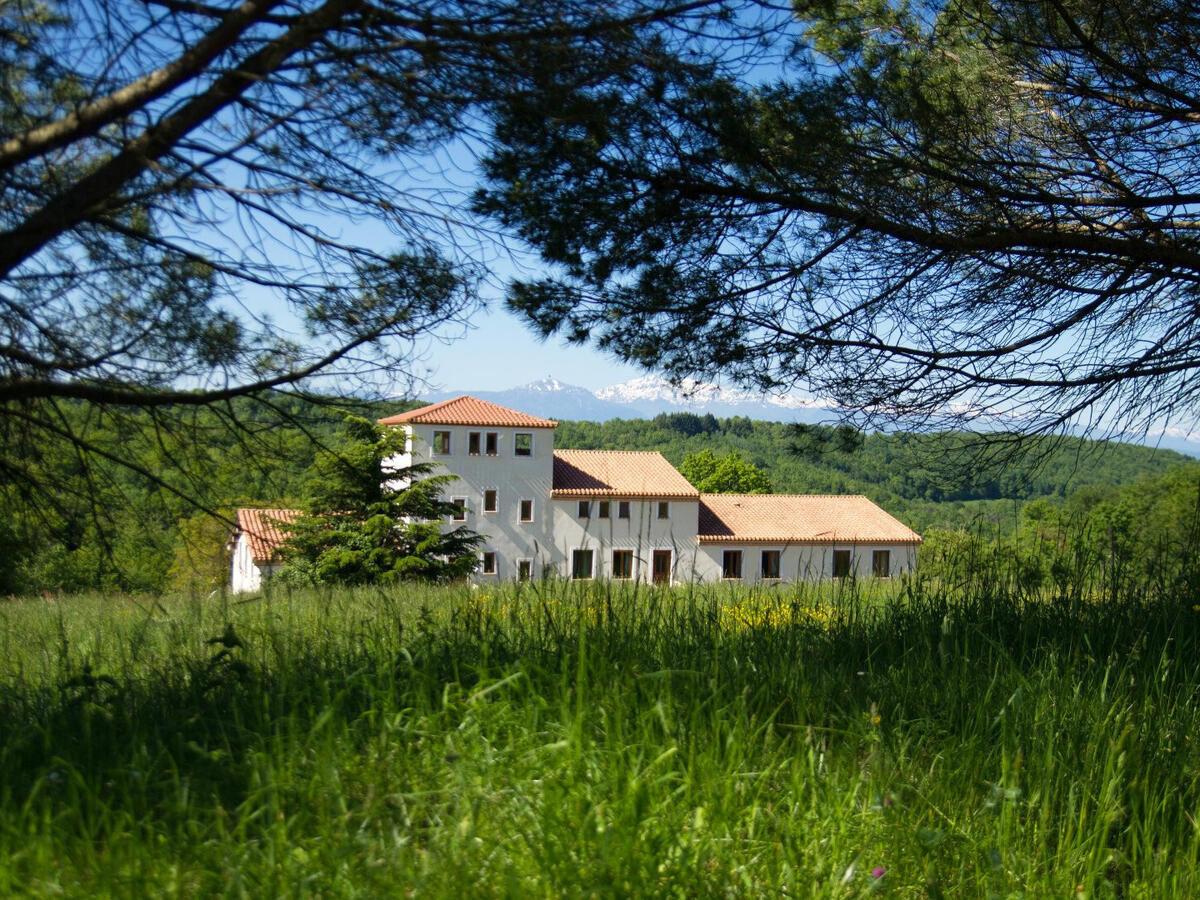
[229,394,921,590]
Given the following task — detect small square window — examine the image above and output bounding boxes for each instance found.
[451,498,467,522]
[481,551,496,575]
[468,432,481,455]
[517,559,532,581]
[618,501,631,519]
[761,550,781,580]
[612,549,634,579]
[722,550,743,580]
[572,549,594,580]
[657,501,670,520]
[485,432,498,456]
[433,431,451,455]
[520,499,534,523]
[598,500,610,519]
[832,549,852,578]
[484,489,497,513]
[578,500,590,519]
[514,432,532,456]
[872,549,891,577]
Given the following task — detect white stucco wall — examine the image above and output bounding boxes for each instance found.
[229,534,284,593]
[385,422,559,579]
[694,542,918,583]
[230,534,261,593]
[550,498,701,584]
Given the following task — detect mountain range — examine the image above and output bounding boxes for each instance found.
[423,376,838,425]
[421,376,1200,457]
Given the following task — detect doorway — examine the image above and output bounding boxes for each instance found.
[652,549,671,585]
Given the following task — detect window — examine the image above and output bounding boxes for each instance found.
[433,430,451,455]
[618,501,631,519]
[832,549,852,578]
[872,549,891,577]
[578,500,590,518]
[612,550,634,580]
[572,549,594,580]
[481,551,497,575]
[483,489,497,513]
[451,498,467,522]
[657,501,670,520]
[519,499,534,523]
[722,550,743,580]
[761,550,781,580]
[468,432,481,455]
[514,432,532,456]
[517,559,532,581]
[485,432,498,456]
[598,500,610,519]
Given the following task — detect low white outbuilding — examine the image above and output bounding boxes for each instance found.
[228,508,300,593]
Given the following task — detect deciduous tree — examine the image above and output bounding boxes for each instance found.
[678,449,772,493]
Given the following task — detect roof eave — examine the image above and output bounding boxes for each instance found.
[698,536,923,545]
[551,491,700,500]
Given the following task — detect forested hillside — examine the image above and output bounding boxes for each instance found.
[2,400,1194,596]
[556,414,1196,533]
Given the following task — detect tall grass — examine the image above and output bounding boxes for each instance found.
[1,574,1199,896]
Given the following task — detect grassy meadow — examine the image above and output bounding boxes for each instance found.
[2,575,1200,897]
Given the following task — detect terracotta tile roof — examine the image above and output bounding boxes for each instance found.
[552,450,700,499]
[235,508,301,562]
[698,494,922,544]
[378,395,557,428]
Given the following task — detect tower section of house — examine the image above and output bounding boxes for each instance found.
[695,494,922,582]
[551,450,700,584]
[378,396,559,580]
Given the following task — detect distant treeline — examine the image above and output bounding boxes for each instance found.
[1,397,1195,596]
[556,413,1196,533]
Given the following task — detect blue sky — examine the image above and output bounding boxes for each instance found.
[419,304,645,394]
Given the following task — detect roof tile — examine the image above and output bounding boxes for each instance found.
[235,508,301,562]
[552,450,699,499]
[698,494,921,544]
[378,395,557,428]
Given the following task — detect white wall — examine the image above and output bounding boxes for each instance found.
[229,535,284,593]
[550,498,701,584]
[386,422,559,580]
[694,542,919,583]
[230,534,261,593]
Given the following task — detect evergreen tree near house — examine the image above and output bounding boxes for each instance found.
[281,416,481,585]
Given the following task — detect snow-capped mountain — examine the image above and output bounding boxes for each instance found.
[427,375,835,423]
[423,377,645,421]
[596,375,833,416]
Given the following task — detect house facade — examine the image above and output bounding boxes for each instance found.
[374,395,921,584]
[229,395,921,590]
